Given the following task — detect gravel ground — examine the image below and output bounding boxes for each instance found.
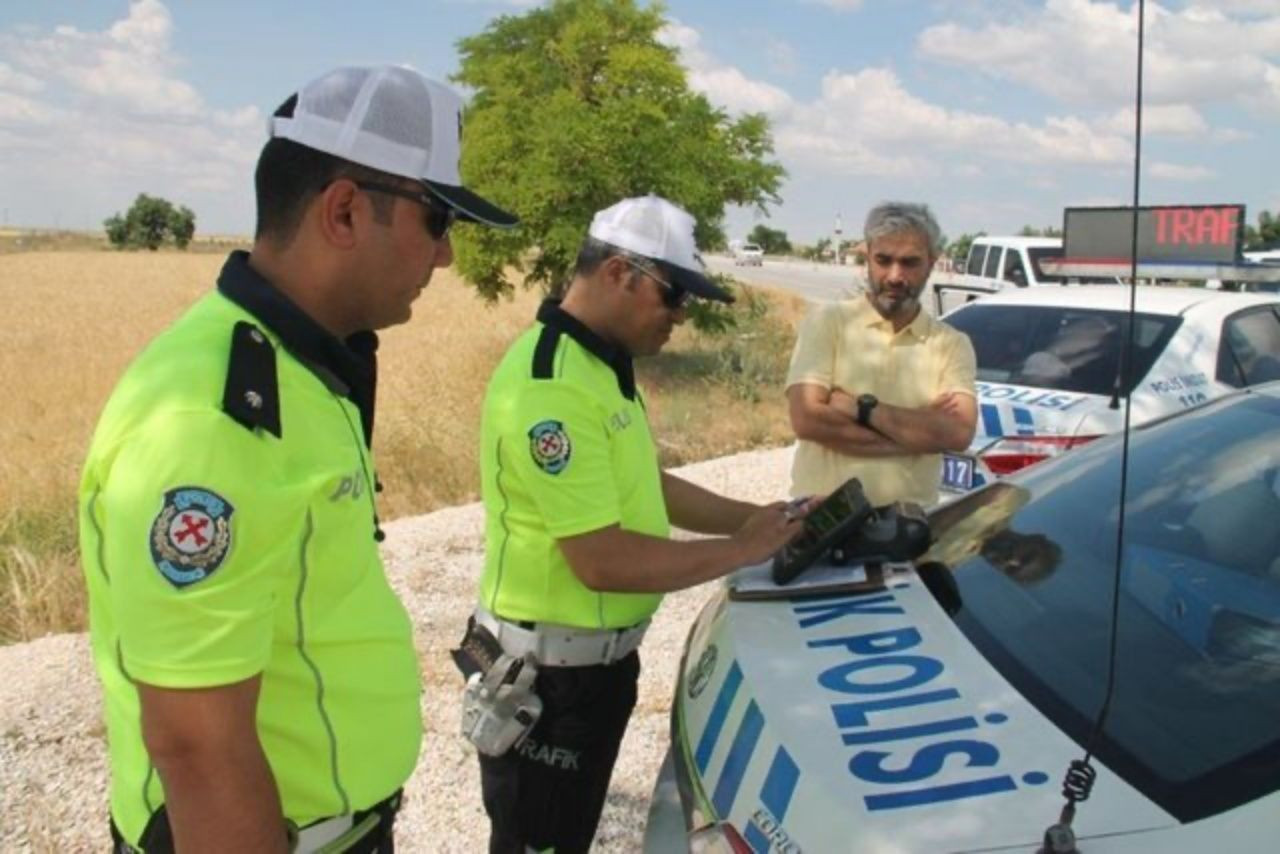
[0,445,793,853]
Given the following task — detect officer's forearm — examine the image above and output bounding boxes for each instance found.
[558,526,757,593]
[660,471,756,535]
[139,677,289,854]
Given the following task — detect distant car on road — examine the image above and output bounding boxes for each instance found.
[734,243,764,266]
[644,382,1280,853]
[936,285,1280,497]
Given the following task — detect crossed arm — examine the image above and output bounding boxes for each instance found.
[787,383,977,457]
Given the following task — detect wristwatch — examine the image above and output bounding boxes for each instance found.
[855,393,879,427]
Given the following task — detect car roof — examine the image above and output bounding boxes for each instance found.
[972,236,1062,249]
[954,285,1280,317]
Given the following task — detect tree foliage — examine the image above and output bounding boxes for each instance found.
[948,231,985,264]
[451,0,785,300]
[104,194,196,250]
[747,224,791,255]
[1245,209,1280,250]
[1017,224,1063,238]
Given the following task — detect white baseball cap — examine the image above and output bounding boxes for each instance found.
[269,65,518,228]
[588,195,733,303]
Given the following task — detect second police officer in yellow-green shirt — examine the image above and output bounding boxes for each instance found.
[464,195,806,853]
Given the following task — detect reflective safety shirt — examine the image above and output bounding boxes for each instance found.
[478,300,669,629]
[79,252,422,846]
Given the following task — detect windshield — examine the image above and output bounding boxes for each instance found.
[945,304,1181,396]
[923,388,1280,821]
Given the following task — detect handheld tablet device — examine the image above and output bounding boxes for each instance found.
[771,478,873,584]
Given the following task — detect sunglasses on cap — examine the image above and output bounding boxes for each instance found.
[624,259,690,310]
[354,181,456,240]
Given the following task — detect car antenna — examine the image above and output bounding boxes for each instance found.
[1039,1,1146,851]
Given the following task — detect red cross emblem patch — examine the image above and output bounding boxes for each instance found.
[149,486,235,588]
[528,420,572,475]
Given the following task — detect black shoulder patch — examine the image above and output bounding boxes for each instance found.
[532,325,562,380]
[222,321,282,437]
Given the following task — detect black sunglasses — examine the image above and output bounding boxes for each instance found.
[354,181,456,239]
[625,259,690,310]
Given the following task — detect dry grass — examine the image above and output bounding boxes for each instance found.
[0,251,805,642]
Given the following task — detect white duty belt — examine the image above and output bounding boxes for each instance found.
[474,605,648,667]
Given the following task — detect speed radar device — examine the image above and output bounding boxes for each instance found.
[772,478,874,584]
[772,477,932,585]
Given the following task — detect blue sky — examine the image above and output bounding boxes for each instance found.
[1,0,1278,245]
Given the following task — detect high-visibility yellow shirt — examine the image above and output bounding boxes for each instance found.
[478,301,668,629]
[786,295,977,506]
[79,252,421,847]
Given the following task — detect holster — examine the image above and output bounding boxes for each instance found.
[452,617,543,757]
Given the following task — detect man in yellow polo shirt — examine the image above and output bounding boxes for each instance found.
[80,66,517,853]
[468,195,805,853]
[787,201,978,506]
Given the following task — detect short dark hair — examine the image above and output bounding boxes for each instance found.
[253,137,399,244]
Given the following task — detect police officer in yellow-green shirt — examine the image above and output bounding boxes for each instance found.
[465,195,806,853]
[79,65,517,853]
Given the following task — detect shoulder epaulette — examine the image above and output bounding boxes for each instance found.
[532,325,562,380]
[222,321,282,437]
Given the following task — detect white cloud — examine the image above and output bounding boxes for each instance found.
[782,67,1132,176]
[0,0,261,229]
[1193,1,1280,15]
[1148,161,1215,180]
[0,60,41,93]
[1100,103,1208,136]
[918,0,1280,112]
[7,0,202,116]
[659,21,793,115]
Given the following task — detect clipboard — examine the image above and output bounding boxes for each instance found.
[727,559,913,601]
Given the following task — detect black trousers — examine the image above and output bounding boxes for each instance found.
[479,652,640,854]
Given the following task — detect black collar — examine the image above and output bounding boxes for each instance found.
[217,250,379,444]
[536,299,636,400]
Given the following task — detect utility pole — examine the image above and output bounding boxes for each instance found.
[833,212,843,265]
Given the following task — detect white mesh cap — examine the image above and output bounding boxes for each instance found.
[588,195,733,303]
[269,65,517,227]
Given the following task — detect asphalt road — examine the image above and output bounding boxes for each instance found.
[705,254,964,314]
[704,254,863,302]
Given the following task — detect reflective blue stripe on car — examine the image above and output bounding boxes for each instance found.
[696,660,743,772]
[1013,406,1036,435]
[712,700,764,817]
[980,403,1003,437]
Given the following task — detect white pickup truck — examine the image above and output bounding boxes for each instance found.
[935,236,1068,315]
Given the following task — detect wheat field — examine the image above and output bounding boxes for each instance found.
[0,250,803,642]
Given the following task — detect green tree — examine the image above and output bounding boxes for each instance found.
[170,205,196,249]
[103,194,197,250]
[1245,209,1280,250]
[748,223,791,255]
[1017,224,1064,238]
[949,231,985,266]
[451,0,784,300]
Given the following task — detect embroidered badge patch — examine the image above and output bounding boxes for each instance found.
[528,420,572,475]
[149,487,235,589]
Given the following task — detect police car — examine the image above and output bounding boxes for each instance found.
[644,383,1280,852]
[936,286,1280,496]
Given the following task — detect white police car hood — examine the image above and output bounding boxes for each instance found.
[675,576,1176,853]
